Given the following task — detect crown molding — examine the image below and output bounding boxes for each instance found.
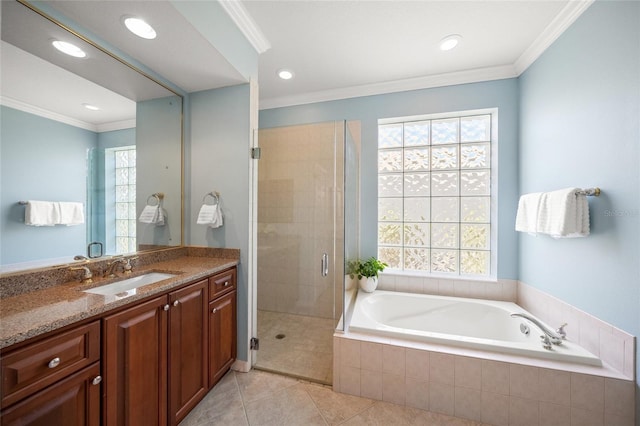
[1,96,97,132]
[260,65,518,110]
[1,96,135,133]
[514,0,594,75]
[259,1,593,110]
[218,0,271,54]
[96,119,136,133]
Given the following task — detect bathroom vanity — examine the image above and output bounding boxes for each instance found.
[0,248,238,426]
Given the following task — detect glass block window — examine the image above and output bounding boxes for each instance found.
[113,147,136,254]
[377,112,494,277]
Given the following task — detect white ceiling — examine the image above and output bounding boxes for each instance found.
[1,0,593,126]
[241,0,593,108]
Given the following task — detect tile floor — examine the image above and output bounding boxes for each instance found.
[255,310,335,384]
[179,369,488,426]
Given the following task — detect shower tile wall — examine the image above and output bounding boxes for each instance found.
[258,123,339,319]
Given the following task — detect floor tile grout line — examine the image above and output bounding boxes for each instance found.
[300,383,331,426]
[231,372,252,426]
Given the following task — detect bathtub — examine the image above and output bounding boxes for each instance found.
[349,290,601,366]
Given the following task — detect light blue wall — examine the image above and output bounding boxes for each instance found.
[0,106,97,264]
[519,0,639,400]
[260,79,520,279]
[189,85,251,360]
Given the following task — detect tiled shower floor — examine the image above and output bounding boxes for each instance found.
[255,310,335,384]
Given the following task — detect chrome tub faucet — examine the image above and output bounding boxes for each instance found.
[511,312,565,350]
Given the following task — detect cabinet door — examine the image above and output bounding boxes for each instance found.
[0,363,101,426]
[103,295,168,426]
[168,279,208,426]
[208,290,236,387]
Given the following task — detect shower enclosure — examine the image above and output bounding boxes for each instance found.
[255,120,359,384]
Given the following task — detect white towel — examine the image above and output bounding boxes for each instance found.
[58,202,84,226]
[211,204,223,229]
[196,204,218,224]
[25,200,59,226]
[196,203,223,228]
[537,188,589,238]
[515,188,589,238]
[515,192,543,235]
[156,208,166,226]
[138,205,165,225]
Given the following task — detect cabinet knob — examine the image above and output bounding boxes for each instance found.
[92,376,102,386]
[163,304,170,311]
[212,308,218,314]
[224,281,229,287]
[48,357,61,369]
[173,300,179,307]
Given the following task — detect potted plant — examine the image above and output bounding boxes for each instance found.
[352,257,388,292]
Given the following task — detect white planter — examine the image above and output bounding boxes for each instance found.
[359,276,378,293]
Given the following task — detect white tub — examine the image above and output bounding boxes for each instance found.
[349,290,601,366]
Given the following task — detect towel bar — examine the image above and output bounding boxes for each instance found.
[576,188,600,196]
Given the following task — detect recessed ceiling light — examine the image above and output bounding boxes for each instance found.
[277,69,295,80]
[82,103,100,111]
[123,16,157,40]
[439,34,462,51]
[52,40,86,58]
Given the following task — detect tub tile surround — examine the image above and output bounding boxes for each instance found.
[377,273,518,303]
[334,334,635,425]
[517,281,635,382]
[336,274,636,425]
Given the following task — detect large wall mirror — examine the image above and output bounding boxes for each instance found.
[0,0,183,272]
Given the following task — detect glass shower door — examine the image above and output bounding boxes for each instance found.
[255,121,345,384]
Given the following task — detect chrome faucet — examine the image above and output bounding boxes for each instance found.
[70,266,93,283]
[104,258,126,278]
[511,313,565,349]
[122,256,138,274]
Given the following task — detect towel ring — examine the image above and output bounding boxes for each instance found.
[203,192,220,206]
[147,193,164,206]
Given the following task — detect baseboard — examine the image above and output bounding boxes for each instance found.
[231,359,251,373]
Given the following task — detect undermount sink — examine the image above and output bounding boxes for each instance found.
[83,272,177,296]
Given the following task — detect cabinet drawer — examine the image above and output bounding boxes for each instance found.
[208,268,236,300]
[1,320,100,408]
[1,362,101,426]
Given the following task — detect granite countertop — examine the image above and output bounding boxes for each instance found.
[0,253,238,350]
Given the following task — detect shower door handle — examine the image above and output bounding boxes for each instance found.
[321,253,329,277]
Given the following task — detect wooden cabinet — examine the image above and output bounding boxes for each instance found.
[169,279,208,425]
[0,321,101,426]
[103,295,168,426]
[208,268,237,388]
[2,265,237,426]
[103,275,223,426]
[208,290,236,387]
